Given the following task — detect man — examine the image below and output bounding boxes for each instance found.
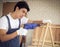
[0,1,31,47]
[0,1,52,47]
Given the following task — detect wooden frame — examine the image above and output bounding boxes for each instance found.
[28,23,55,47]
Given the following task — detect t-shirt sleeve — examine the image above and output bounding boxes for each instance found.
[0,16,8,31]
[21,16,29,24]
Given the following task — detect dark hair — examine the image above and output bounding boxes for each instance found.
[13,1,30,12]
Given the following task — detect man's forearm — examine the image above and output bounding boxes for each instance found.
[32,20,43,24]
[0,31,18,42]
[28,20,43,24]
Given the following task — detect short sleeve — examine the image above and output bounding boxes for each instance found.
[21,16,29,24]
[0,16,8,31]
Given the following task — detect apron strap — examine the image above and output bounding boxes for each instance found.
[19,19,20,28]
[5,16,11,30]
[5,16,21,30]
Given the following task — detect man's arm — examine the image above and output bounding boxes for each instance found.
[21,16,52,25]
[0,29,17,42]
[27,20,43,25]
[27,19,52,25]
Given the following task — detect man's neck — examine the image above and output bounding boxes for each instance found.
[10,12,17,19]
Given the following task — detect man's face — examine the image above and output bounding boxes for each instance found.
[15,7,27,19]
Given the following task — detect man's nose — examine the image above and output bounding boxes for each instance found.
[23,13,26,16]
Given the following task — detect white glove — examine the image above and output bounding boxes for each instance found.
[42,19,52,23]
[20,29,28,35]
[17,27,23,35]
[17,27,28,35]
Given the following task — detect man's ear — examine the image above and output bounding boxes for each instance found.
[16,7,19,11]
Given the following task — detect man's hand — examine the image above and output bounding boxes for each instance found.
[17,28,28,35]
[42,19,52,24]
[17,28,23,35]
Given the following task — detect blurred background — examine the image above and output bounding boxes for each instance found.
[0,0,60,47]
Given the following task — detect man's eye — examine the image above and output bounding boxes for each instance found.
[22,10,25,13]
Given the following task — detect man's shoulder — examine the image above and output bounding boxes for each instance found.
[0,16,7,21]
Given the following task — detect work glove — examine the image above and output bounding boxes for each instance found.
[42,19,52,23]
[17,27,28,35]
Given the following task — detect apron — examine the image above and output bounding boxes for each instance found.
[0,16,20,47]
